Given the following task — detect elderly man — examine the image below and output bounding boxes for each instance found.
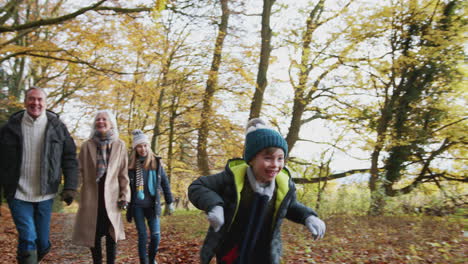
[0,86,79,264]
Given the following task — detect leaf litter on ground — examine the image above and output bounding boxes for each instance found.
[0,206,466,263]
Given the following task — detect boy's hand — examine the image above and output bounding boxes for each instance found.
[305,215,326,240]
[207,205,224,232]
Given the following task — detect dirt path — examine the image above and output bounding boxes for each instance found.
[41,213,91,264]
[39,211,202,264]
[2,206,466,264]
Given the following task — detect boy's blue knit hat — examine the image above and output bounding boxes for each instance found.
[243,118,288,162]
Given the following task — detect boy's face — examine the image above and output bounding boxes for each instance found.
[249,148,285,183]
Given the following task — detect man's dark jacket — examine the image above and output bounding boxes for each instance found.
[0,110,79,199]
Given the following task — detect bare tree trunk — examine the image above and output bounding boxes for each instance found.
[368,91,396,215]
[166,89,180,183]
[249,0,276,120]
[126,53,141,133]
[368,148,386,216]
[197,0,230,176]
[151,87,166,151]
[9,8,28,99]
[284,1,323,152]
[315,154,331,211]
[286,100,306,152]
[151,55,172,151]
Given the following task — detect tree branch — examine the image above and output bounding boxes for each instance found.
[21,51,138,75]
[94,6,153,13]
[0,1,152,33]
[0,29,34,47]
[292,168,371,184]
[0,1,107,33]
[433,117,468,134]
[0,0,21,25]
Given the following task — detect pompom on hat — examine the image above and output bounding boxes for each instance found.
[243,118,288,162]
[132,129,150,149]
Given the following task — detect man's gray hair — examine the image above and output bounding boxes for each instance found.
[25,86,47,100]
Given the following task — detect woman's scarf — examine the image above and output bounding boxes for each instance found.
[93,130,114,183]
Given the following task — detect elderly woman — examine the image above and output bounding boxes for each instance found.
[72,110,130,264]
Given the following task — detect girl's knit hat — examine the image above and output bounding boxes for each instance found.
[243,118,288,162]
[132,129,149,149]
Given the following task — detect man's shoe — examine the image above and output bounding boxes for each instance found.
[17,250,37,264]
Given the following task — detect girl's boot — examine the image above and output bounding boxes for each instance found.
[139,257,149,264]
[148,233,160,264]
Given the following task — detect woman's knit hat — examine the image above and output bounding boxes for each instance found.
[132,129,149,149]
[243,118,288,162]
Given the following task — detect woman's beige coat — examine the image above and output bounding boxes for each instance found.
[72,138,131,247]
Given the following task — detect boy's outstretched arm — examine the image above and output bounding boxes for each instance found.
[286,192,326,240]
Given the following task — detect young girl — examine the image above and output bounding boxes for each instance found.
[188,118,326,264]
[127,129,174,264]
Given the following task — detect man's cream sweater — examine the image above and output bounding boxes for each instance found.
[15,111,55,202]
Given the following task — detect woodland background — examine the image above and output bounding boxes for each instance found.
[0,0,466,263]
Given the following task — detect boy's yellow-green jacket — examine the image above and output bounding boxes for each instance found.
[188,158,318,264]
